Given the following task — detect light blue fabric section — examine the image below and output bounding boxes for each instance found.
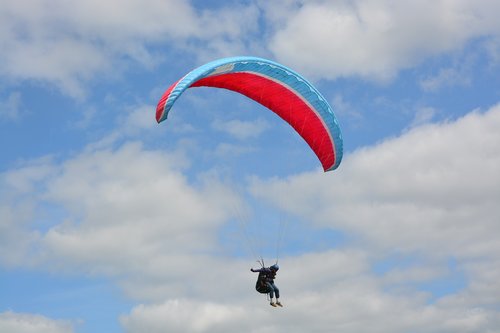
[159,56,343,170]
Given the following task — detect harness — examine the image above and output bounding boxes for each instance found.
[255,271,269,294]
[255,269,276,294]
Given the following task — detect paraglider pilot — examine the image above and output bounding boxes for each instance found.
[251,264,282,307]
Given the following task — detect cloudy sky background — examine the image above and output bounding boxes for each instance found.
[1,0,500,332]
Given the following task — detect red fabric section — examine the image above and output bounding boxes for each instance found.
[156,79,180,123]
[192,73,335,171]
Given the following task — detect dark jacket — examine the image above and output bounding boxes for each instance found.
[252,267,277,293]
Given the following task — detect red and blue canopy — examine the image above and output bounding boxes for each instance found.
[156,56,343,171]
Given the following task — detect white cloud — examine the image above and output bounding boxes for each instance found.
[264,0,500,81]
[38,142,234,273]
[121,104,159,133]
[2,103,500,331]
[0,0,260,98]
[121,299,247,333]
[2,1,500,332]
[213,142,257,158]
[3,0,498,99]
[419,59,474,92]
[0,203,40,267]
[252,104,500,258]
[76,102,183,153]
[3,156,55,194]
[212,118,270,140]
[120,249,500,333]
[0,311,74,333]
[409,106,438,128]
[0,141,245,298]
[332,93,364,125]
[484,37,500,66]
[0,156,55,267]
[247,103,500,323]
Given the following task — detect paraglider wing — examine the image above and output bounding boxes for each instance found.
[156,56,343,171]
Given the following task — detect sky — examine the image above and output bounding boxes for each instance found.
[1,0,500,332]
